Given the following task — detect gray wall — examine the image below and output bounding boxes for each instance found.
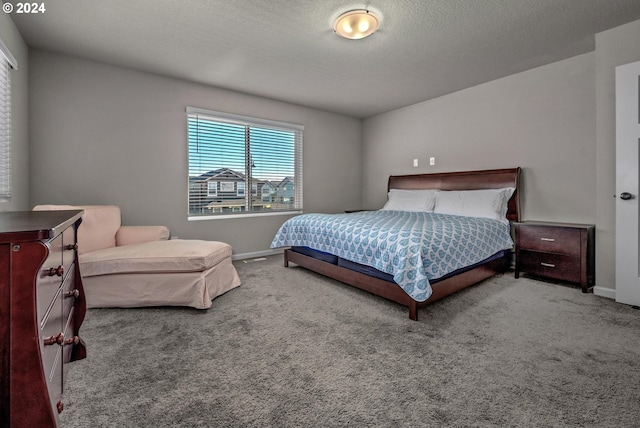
[595,19,640,292]
[0,12,29,211]
[29,50,362,256]
[362,53,596,228]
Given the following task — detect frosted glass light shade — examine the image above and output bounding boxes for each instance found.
[333,10,379,40]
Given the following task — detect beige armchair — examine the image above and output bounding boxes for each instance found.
[33,205,240,309]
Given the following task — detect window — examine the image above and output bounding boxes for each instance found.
[187,107,303,219]
[220,181,234,192]
[207,181,218,196]
[0,38,16,202]
[237,181,245,197]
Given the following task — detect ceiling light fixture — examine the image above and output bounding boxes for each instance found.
[333,9,379,40]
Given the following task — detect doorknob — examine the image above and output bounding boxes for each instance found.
[620,192,634,200]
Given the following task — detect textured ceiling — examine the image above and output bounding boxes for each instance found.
[8,0,640,118]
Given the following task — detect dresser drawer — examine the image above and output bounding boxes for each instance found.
[47,348,64,417]
[61,269,80,367]
[518,250,580,283]
[40,288,63,383]
[37,274,61,325]
[62,306,76,367]
[61,269,77,319]
[517,225,581,256]
[62,226,77,268]
[44,231,64,267]
[37,234,65,322]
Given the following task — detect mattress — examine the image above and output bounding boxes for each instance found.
[291,246,338,264]
[335,250,507,284]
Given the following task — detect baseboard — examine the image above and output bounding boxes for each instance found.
[232,248,284,261]
[593,286,615,300]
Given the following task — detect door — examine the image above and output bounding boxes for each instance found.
[616,60,640,306]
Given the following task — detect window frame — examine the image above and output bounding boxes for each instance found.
[236,181,245,197]
[0,38,16,203]
[207,181,218,197]
[187,107,303,220]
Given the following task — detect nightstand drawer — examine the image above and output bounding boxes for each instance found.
[518,250,580,283]
[517,225,581,256]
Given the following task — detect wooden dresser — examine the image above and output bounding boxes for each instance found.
[514,221,595,292]
[0,210,87,427]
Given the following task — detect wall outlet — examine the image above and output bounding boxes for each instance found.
[413,158,419,167]
[429,157,436,166]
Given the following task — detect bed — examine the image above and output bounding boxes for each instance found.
[271,168,521,320]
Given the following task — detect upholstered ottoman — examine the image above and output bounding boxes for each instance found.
[79,239,241,309]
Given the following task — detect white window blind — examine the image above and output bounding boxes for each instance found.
[0,38,16,202]
[187,107,303,218]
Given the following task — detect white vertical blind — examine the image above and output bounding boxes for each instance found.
[187,107,303,218]
[0,38,14,201]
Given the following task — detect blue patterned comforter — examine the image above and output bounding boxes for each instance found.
[270,210,513,302]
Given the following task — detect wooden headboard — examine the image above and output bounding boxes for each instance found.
[388,167,521,222]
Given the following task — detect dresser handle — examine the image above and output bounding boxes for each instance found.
[44,332,65,346]
[64,335,79,346]
[540,238,555,242]
[48,265,64,277]
[65,289,80,298]
[540,262,556,268]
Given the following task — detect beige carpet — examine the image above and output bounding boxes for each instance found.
[60,254,640,427]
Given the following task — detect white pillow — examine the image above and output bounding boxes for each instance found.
[434,187,515,224]
[381,189,439,212]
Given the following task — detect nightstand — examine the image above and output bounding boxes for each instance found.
[514,221,595,292]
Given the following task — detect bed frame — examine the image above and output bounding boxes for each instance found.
[283,167,521,321]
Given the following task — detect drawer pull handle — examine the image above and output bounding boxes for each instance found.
[540,238,555,242]
[48,265,64,277]
[65,289,80,299]
[44,332,65,346]
[540,262,556,268]
[64,335,79,346]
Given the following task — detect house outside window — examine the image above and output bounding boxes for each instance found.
[187,107,303,219]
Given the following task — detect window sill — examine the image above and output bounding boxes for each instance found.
[188,210,302,221]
